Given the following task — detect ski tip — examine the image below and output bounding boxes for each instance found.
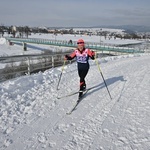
[66,108,77,115]
[66,112,71,115]
[57,96,61,99]
[66,113,70,115]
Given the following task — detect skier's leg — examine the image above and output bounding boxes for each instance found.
[78,69,89,91]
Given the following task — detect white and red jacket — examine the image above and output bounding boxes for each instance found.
[66,48,95,70]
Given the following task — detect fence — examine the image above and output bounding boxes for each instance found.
[6,37,144,54]
[0,53,71,82]
[0,42,146,83]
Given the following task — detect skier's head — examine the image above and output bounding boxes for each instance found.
[77,39,85,51]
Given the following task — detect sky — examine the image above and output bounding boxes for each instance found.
[0,0,150,27]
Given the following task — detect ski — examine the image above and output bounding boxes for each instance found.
[58,84,99,99]
[66,90,89,115]
[57,91,79,99]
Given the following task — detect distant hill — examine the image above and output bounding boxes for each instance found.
[92,25,150,32]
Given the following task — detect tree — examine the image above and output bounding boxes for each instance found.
[24,26,30,38]
[0,27,3,37]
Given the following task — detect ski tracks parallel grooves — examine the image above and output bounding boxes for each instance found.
[86,62,149,150]
[4,55,150,150]
[111,69,150,150]
[31,70,124,150]
[61,58,149,150]
[30,56,147,150]
[61,82,125,150]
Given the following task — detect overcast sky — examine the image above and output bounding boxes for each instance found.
[0,0,150,27]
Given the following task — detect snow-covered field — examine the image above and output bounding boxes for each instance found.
[0,32,145,57]
[30,33,142,46]
[0,53,150,149]
[0,38,43,57]
[72,27,125,34]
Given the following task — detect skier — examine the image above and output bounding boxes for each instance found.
[65,39,95,98]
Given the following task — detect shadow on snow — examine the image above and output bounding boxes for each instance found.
[85,75,126,98]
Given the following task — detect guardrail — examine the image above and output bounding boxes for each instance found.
[0,53,71,82]
[5,37,144,54]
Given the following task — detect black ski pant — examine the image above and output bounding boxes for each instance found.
[78,69,89,87]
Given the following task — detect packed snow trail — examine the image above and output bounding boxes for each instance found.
[0,54,150,150]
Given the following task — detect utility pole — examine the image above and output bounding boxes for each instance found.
[100,28,102,46]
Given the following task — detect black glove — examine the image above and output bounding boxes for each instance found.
[65,55,69,60]
[65,54,72,60]
[65,55,70,60]
[90,51,95,60]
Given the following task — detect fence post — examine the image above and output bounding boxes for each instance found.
[52,55,54,68]
[23,42,27,51]
[27,57,31,75]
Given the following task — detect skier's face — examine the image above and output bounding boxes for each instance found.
[77,43,84,51]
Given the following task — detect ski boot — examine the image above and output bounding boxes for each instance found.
[79,83,86,99]
[79,91,83,99]
[82,83,86,91]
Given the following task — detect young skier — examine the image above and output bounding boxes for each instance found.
[65,39,95,98]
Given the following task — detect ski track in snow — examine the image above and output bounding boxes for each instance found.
[0,54,150,150]
[60,56,150,150]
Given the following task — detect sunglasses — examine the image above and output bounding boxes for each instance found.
[77,42,84,44]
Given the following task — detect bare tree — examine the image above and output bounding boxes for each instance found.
[24,26,30,38]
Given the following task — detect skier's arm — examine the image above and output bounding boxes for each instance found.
[65,51,76,60]
[88,49,95,60]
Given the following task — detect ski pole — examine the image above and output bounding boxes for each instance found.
[95,52,112,99]
[56,59,66,90]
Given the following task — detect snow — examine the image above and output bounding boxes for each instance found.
[30,33,142,45]
[0,38,6,45]
[72,27,125,33]
[0,32,150,149]
[1,33,145,70]
[0,52,150,149]
[0,39,43,57]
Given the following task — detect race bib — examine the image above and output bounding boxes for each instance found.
[75,49,89,63]
[76,55,87,63]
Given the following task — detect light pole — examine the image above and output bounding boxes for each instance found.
[99,28,102,46]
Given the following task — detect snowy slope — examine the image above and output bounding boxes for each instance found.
[0,54,150,150]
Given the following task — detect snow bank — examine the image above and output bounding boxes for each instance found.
[0,38,6,45]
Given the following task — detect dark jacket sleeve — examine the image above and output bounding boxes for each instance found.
[87,49,95,60]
